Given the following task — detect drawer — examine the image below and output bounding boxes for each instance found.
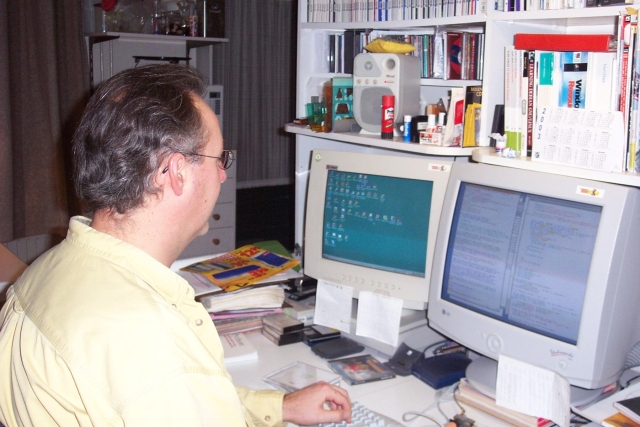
[209,202,235,228]
[179,226,236,259]
[217,177,236,204]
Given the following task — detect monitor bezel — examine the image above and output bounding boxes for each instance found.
[427,162,640,389]
[303,150,454,310]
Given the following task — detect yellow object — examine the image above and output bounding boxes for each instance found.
[365,37,416,54]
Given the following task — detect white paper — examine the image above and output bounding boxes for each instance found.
[313,280,353,334]
[355,291,403,347]
[531,107,625,173]
[496,354,571,427]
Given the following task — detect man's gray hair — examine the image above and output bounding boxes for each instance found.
[72,64,208,215]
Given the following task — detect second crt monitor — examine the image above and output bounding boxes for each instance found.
[428,162,640,395]
[303,150,453,310]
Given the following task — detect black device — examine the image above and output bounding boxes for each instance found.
[411,352,471,389]
[383,343,423,376]
[312,337,364,359]
[303,325,341,346]
[288,287,316,301]
[410,115,430,142]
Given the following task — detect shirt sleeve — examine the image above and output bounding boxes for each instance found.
[236,386,286,427]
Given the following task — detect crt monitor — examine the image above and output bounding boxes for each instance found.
[427,162,640,396]
[303,150,453,310]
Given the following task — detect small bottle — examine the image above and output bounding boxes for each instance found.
[437,112,446,134]
[188,2,198,37]
[402,115,411,142]
[381,95,395,140]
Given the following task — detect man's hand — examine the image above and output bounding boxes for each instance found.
[282,381,352,425]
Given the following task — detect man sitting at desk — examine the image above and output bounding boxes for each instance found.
[0,64,352,427]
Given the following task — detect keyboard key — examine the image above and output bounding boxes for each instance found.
[310,402,404,427]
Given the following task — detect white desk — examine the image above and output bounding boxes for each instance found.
[225,331,513,427]
[171,256,533,427]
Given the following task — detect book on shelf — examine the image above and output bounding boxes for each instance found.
[444,31,463,80]
[328,354,396,386]
[456,378,554,427]
[617,13,637,147]
[631,18,640,173]
[514,33,617,52]
[220,332,258,364]
[559,51,589,109]
[504,47,525,153]
[586,52,617,112]
[462,85,483,147]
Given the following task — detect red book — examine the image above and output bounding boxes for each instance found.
[514,33,617,52]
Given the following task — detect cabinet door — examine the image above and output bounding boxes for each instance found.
[179,226,236,259]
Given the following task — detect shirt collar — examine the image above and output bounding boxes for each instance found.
[67,216,196,306]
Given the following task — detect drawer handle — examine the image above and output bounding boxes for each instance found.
[212,214,221,221]
[212,238,221,245]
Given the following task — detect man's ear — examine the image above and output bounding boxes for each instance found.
[162,153,188,196]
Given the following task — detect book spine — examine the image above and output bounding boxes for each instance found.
[519,49,528,156]
[504,46,518,150]
[514,34,616,52]
[526,50,535,157]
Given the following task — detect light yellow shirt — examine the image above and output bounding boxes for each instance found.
[0,216,285,427]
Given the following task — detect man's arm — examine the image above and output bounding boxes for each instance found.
[236,382,352,427]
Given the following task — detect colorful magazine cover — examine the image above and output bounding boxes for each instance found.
[181,244,299,293]
[559,51,589,109]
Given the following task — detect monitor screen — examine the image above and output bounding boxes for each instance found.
[442,182,602,346]
[322,169,432,278]
[428,162,640,391]
[304,150,453,310]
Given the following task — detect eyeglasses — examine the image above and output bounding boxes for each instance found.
[162,149,235,173]
[191,149,235,170]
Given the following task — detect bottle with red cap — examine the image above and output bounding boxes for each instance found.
[381,95,395,140]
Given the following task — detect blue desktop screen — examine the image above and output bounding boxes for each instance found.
[442,182,602,345]
[321,169,433,277]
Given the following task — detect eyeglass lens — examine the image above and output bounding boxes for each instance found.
[220,150,234,170]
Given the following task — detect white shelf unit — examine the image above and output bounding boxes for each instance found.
[473,147,640,187]
[288,2,640,248]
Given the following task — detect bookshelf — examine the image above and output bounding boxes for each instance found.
[288,2,640,246]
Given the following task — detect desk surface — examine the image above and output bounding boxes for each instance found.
[225,331,513,427]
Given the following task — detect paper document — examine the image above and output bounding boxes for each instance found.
[531,107,624,173]
[496,354,571,427]
[355,291,402,347]
[314,280,353,334]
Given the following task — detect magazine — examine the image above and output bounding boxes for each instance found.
[328,354,396,385]
[180,244,300,293]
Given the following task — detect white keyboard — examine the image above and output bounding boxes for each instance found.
[311,401,404,427]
